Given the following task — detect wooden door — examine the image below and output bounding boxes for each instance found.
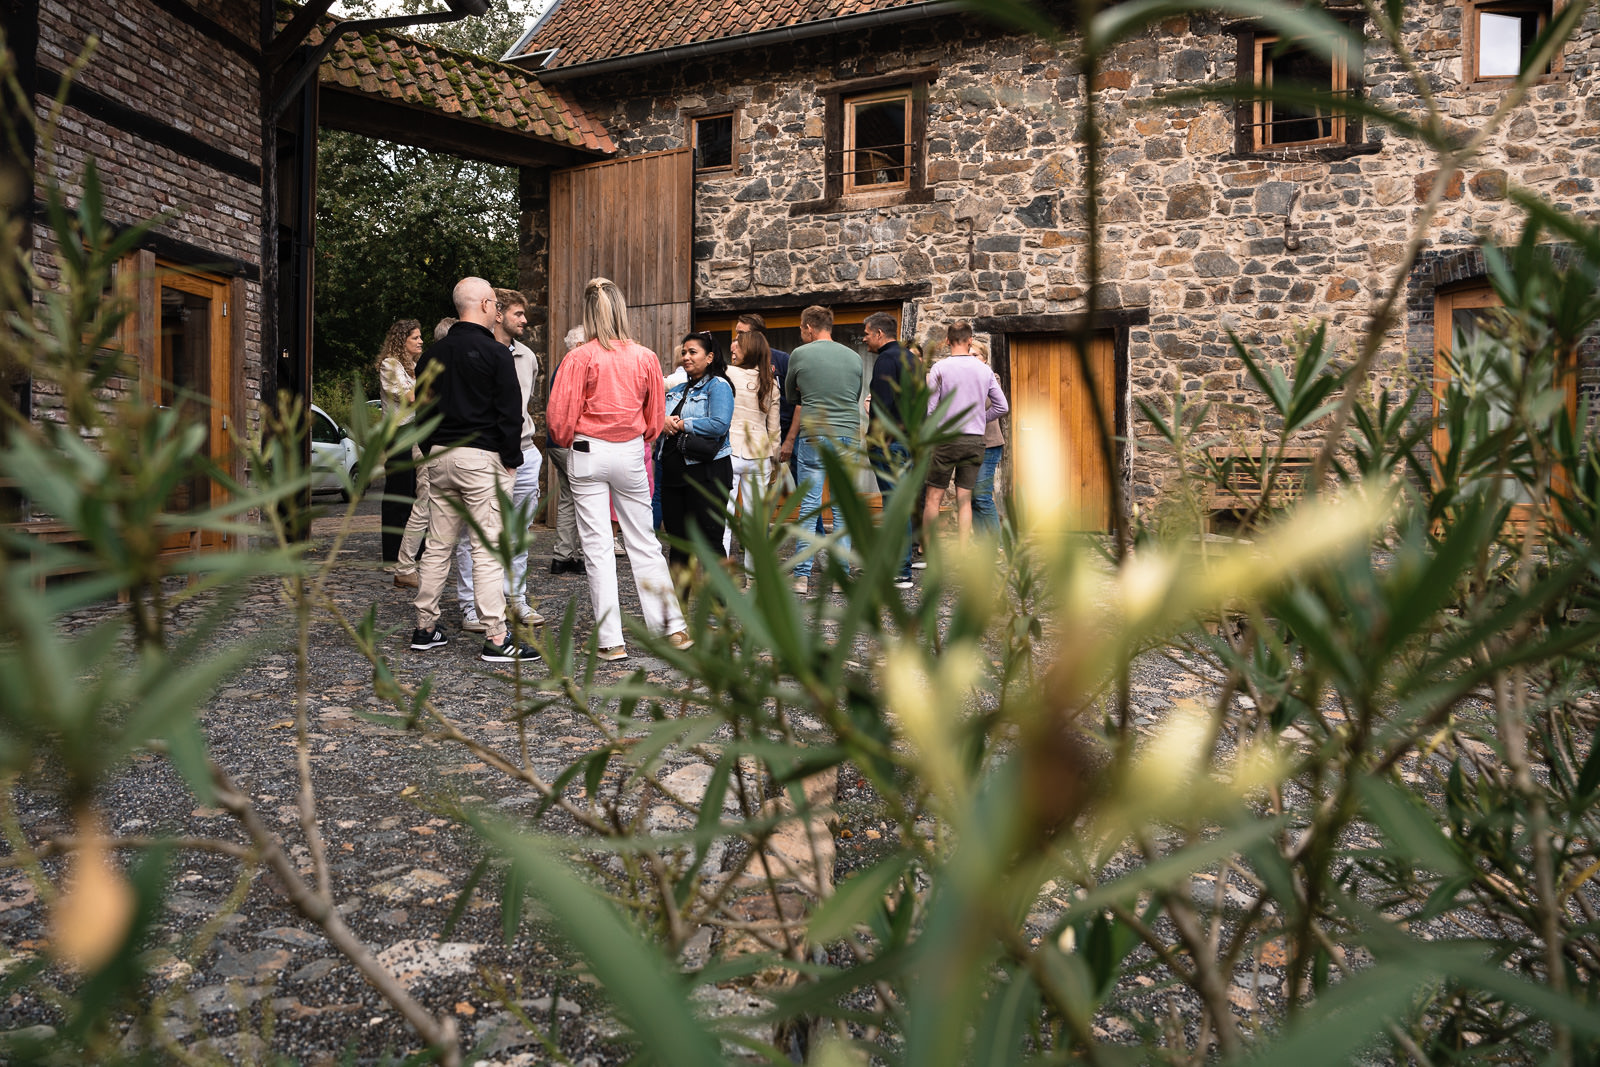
[1009,332,1117,531]
[148,264,236,550]
[549,149,693,373]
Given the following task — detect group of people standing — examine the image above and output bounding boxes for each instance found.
[373,273,1008,666]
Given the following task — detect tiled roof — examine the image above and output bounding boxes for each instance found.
[311,19,615,154]
[514,0,934,71]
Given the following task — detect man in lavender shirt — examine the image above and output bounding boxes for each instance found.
[923,321,1009,547]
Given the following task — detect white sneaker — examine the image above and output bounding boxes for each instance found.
[512,601,545,626]
[461,612,488,633]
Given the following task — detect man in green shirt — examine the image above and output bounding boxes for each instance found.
[779,305,864,594]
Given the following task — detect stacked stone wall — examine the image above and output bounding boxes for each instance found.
[554,2,1600,506]
[29,0,263,433]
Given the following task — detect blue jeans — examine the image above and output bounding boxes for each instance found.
[871,441,915,579]
[792,435,854,579]
[972,444,1003,535]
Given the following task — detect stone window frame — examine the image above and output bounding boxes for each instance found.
[790,65,938,216]
[1230,16,1368,158]
[686,106,742,176]
[1462,0,1565,89]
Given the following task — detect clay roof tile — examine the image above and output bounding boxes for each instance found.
[283,5,619,152]
[511,0,927,69]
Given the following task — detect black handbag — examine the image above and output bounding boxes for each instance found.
[662,381,723,464]
[676,429,722,461]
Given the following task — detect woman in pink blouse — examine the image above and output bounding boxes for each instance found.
[546,278,690,661]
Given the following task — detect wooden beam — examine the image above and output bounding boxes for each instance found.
[317,88,606,169]
[265,0,337,69]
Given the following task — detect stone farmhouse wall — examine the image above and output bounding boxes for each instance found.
[29,0,263,429]
[542,2,1600,507]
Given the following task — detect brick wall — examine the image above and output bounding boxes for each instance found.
[30,0,263,435]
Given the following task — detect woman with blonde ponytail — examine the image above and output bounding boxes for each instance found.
[546,278,691,660]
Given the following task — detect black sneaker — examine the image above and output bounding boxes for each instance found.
[410,626,448,651]
[550,557,586,575]
[481,634,542,663]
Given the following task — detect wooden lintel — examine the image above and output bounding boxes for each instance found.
[316,88,608,169]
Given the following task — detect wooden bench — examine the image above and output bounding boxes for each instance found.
[1,478,200,596]
[1204,445,1320,527]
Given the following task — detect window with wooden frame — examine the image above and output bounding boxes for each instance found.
[1432,281,1577,528]
[690,110,737,173]
[804,66,936,210]
[1233,23,1363,153]
[844,88,912,193]
[1464,0,1557,84]
[118,251,244,550]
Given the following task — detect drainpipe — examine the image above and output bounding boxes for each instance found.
[527,1,968,81]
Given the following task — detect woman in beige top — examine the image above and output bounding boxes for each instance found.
[723,329,780,565]
[376,318,423,576]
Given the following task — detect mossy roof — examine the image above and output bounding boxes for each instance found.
[307,16,615,154]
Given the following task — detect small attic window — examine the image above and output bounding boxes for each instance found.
[1465,0,1558,83]
[693,113,735,171]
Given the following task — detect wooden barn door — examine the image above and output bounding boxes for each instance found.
[549,149,692,373]
[1009,332,1117,531]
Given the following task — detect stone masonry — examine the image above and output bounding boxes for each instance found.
[528,2,1600,508]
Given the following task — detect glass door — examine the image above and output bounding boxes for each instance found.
[156,267,233,550]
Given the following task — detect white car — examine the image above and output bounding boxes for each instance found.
[310,404,361,501]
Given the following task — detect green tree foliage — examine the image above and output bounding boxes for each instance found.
[312,1,534,394]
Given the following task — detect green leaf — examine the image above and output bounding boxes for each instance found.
[969,964,1039,1067]
[474,818,725,1066]
[808,855,911,944]
[1354,775,1466,877]
[1246,957,1441,1066]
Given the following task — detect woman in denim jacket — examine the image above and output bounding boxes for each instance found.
[659,331,734,572]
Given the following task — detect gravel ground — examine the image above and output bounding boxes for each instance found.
[6,496,1535,1064]
[0,493,716,1065]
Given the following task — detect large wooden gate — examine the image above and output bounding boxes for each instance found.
[548,149,693,371]
[1009,332,1117,531]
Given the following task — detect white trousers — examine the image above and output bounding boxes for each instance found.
[568,435,684,649]
[723,453,773,569]
[457,450,542,612]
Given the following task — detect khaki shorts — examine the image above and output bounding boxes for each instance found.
[926,435,985,492]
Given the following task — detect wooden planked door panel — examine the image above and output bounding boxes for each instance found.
[1009,332,1115,531]
[550,149,692,375]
